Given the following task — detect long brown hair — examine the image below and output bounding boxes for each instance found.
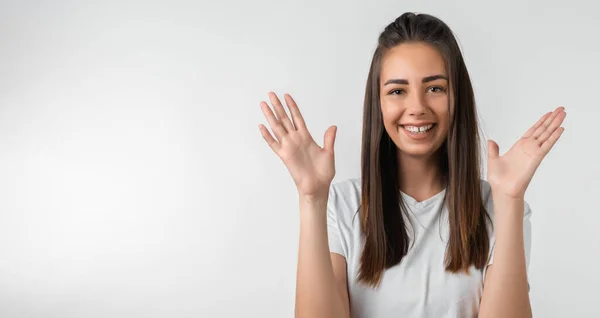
[358,12,491,287]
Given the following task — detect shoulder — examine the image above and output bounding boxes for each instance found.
[328,177,362,225]
[330,177,361,199]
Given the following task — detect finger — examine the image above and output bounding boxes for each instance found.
[522,111,551,138]
[323,125,337,153]
[532,106,565,139]
[259,124,281,153]
[487,140,499,159]
[532,106,564,139]
[541,126,565,153]
[260,101,287,142]
[536,111,566,145]
[284,94,307,131]
[268,92,295,133]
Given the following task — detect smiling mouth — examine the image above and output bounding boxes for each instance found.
[400,123,436,134]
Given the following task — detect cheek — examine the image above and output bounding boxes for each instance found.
[380,102,402,135]
[380,100,401,122]
[430,95,452,121]
[430,102,449,119]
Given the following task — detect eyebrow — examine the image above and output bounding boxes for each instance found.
[383,74,448,86]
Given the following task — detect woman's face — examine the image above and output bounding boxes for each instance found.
[379,42,454,159]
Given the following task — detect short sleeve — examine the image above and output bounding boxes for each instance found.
[326,185,346,258]
[483,201,533,290]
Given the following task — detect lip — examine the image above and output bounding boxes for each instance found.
[400,122,436,127]
[400,123,436,141]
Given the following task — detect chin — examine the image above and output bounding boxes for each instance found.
[398,145,438,158]
[394,135,446,159]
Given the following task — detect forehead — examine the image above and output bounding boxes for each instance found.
[380,42,447,81]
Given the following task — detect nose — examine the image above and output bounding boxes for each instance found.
[406,92,428,116]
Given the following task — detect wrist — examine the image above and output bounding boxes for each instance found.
[298,187,329,203]
[299,192,328,206]
[492,191,525,220]
[490,186,525,202]
[298,193,329,223]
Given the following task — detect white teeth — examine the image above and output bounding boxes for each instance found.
[403,124,434,133]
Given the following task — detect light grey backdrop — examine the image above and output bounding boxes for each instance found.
[0,0,598,317]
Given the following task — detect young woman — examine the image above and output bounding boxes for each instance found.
[258,12,565,318]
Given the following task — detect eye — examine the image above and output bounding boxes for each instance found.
[389,89,405,95]
[429,86,446,93]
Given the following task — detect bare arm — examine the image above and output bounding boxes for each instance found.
[331,253,351,317]
[479,196,532,318]
[482,107,565,317]
[257,92,349,318]
[295,195,350,318]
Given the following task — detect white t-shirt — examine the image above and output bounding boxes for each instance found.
[326,178,532,318]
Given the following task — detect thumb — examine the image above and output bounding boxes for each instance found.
[323,125,337,152]
[487,139,499,159]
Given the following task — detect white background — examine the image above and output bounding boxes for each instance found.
[0,0,598,317]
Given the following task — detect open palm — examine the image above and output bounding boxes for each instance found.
[259,92,337,198]
[487,107,566,199]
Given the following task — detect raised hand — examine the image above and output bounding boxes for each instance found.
[259,92,337,198]
[487,106,566,199]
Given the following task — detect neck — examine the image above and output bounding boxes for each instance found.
[397,150,444,202]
